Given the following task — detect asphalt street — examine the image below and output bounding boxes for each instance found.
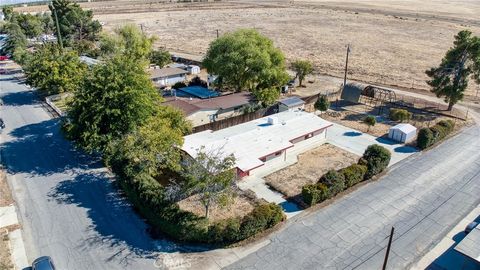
[0,74,162,269]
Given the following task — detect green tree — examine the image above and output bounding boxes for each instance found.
[106,106,191,178]
[150,48,171,68]
[291,60,314,87]
[38,12,55,35]
[180,146,236,218]
[16,13,43,38]
[314,95,330,114]
[203,29,289,94]
[23,44,86,95]
[0,23,27,57]
[361,144,391,179]
[64,55,161,153]
[2,6,14,21]
[99,24,156,61]
[253,87,280,107]
[49,0,102,46]
[363,115,376,132]
[426,30,480,111]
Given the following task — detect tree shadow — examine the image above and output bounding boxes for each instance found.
[0,90,40,106]
[343,131,362,137]
[47,172,158,264]
[394,146,418,153]
[0,119,100,176]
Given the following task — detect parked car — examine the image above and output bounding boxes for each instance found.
[465,221,478,234]
[32,256,55,270]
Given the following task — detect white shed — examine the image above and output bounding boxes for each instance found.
[388,123,417,143]
[187,65,201,75]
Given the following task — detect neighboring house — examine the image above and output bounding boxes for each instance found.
[182,110,333,178]
[149,67,188,87]
[163,92,255,127]
[278,96,305,112]
[186,65,200,75]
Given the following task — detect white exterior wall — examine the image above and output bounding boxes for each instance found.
[279,104,305,112]
[153,75,186,87]
[188,65,200,75]
[388,129,416,143]
[187,109,218,126]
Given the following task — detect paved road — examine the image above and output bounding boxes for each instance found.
[227,125,480,268]
[0,74,162,269]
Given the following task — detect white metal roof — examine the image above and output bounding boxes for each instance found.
[182,110,332,172]
[390,123,417,134]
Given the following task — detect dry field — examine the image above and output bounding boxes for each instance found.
[265,144,359,198]
[177,192,255,223]
[15,0,480,96]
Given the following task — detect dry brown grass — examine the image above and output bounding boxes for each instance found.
[0,172,13,208]
[265,144,359,198]
[177,192,255,223]
[0,230,13,270]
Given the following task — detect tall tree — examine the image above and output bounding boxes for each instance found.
[23,44,86,95]
[314,95,330,114]
[16,13,43,38]
[426,30,480,111]
[291,59,314,87]
[64,55,161,153]
[180,146,236,218]
[2,6,14,21]
[150,48,171,68]
[1,23,27,57]
[203,29,289,104]
[49,0,102,46]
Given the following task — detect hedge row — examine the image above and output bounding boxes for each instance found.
[302,145,390,206]
[389,108,412,122]
[117,168,285,245]
[417,120,455,149]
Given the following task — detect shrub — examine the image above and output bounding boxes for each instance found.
[314,95,330,113]
[437,119,455,133]
[363,115,376,131]
[341,164,368,187]
[417,128,434,149]
[389,108,412,122]
[319,170,345,195]
[362,145,391,179]
[172,81,187,89]
[302,183,329,206]
[239,203,284,240]
[430,124,448,141]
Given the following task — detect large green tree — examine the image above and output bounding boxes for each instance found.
[1,23,27,57]
[291,59,314,87]
[426,30,480,111]
[203,29,289,103]
[23,44,86,95]
[64,55,161,153]
[150,48,171,68]
[16,13,43,38]
[49,0,102,46]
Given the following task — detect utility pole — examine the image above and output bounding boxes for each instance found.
[51,3,63,50]
[216,29,219,38]
[343,44,351,89]
[382,227,395,270]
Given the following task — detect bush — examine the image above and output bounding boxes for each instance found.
[417,128,434,149]
[239,203,284,240]
[319,170,345,196]
[362,145,391,179]
[389,108,412,122]
[302,183,329,206]
[437,119,455,133]
[172,81,187,89]
[341,164,368,187]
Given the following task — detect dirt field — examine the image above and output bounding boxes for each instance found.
[0,172,13,207]
[177,192,255,223]
[0,231,13,270]
[15,0,480,97]
[265,144,359,198]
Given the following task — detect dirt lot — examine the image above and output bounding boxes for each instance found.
[0,231,13,270]
[0,172,13,207]
[265,144,359,198]
[177,192,255,223]
[15,0,480,97]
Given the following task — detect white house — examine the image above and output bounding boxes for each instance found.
[388,123,417,143]
[182,110,333,177]
[149,67,188,87]
[186,65,201,75]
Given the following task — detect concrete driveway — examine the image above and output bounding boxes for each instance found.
[326,123,418,166]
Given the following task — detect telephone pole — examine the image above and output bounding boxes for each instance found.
[50,3,63,50]
[382,227,395,270]
[216,29,219,38]
[343,44,351,89]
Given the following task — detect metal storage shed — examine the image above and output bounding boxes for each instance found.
[388,123,417,143]
[278,96,305,112]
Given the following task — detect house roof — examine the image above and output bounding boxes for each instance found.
[390,123,417,134]
[149,67,188,79]
[279,96,305,107]
[454,226,480,263]
[163,99,202,116]
[182,110,333,172]
[193,92,254,110]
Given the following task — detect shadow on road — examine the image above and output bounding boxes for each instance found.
[0,119,100,176]
[0,90,39,106]
[47,171,159,263]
